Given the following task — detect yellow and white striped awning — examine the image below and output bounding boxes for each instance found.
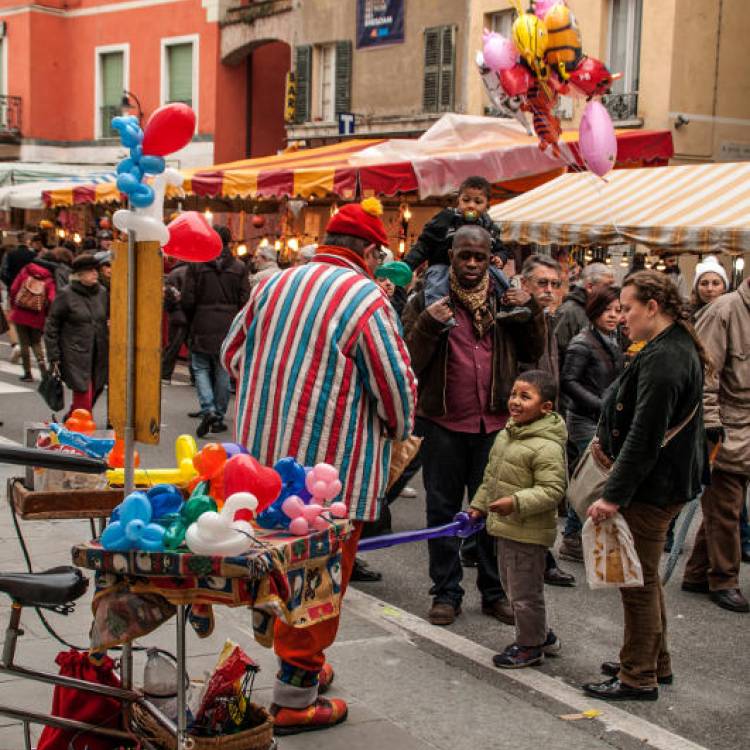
[489,162,750,254]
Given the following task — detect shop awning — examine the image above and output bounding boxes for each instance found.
[489,161,750,255]
[41,115,674,208]
[4,172,117,210]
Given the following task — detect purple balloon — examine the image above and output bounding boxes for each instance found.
[357,512,484,552]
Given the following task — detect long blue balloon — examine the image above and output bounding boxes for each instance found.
[357,511,484,552]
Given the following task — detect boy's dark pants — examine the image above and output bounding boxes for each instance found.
[497,538,547,648]
[421,418,505,608]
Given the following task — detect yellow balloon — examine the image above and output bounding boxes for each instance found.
[512,12,549,67]
[107,434,198,488]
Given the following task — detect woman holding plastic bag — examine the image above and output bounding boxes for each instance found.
[580,271,708,703]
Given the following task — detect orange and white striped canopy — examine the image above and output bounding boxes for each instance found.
[489,161,750,254]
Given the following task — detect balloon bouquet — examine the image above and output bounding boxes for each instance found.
[110,103,222,260]
[478,0,618,177]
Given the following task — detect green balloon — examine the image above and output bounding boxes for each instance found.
[375,261,413,288]
[163,495,217,550]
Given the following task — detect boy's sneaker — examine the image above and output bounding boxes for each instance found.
[542,630,562,656]
[492,643,544,669]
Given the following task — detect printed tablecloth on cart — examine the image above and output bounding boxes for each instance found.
[72,520,351,651]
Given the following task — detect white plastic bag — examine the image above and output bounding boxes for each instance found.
[582,514,644,589]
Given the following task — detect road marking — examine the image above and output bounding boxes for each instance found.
[0,379,32,395]
[345,588,709,750]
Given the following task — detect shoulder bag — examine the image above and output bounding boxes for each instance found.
[568,401,699,521]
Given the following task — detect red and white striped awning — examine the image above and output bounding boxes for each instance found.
[489,161,750,254]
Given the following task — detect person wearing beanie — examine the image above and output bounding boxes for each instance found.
[250,244,280,288]
[221,197,416,734]
[296,244,317,265]
[44,253,109,417]
[691,255,728,321]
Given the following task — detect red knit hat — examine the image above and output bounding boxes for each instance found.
[325,198,388,247]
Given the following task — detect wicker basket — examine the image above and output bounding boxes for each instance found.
[131,701,275,750]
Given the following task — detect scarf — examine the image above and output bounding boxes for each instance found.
[449,267,494,338]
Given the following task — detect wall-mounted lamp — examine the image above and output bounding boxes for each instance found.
[674,114,690,130]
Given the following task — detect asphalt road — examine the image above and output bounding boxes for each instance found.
[0,342,747,750]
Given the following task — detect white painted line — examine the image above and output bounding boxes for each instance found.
[0,360,39,378]
[0,436,20,445]
[344,588,709,750]
[0,380,32,395]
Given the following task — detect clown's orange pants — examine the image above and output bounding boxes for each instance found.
[273,522,362,674]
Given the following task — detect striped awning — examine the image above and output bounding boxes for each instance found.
[489,161,750,255]
[41,117,674,208]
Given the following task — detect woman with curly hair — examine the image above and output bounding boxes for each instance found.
[582,271,708,702]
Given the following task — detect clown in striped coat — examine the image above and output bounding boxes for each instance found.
[221,248,417,522]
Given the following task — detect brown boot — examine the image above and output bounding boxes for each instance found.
[481,598,515,625]
[428,601,461,626]
[559,534,584,563]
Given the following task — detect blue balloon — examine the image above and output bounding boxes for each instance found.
[131,145,144,162]
[116,173,140,193]
[147,484,183,518]
[129,184,155,208]
[116,158,135,175]
[101,491,166,551]
[139,155,166,175]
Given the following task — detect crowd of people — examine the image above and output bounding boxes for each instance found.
[0,181,748,732]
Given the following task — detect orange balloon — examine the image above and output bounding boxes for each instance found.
[192,442,228,481]
[107,438,140,469]
[65,409,96,435]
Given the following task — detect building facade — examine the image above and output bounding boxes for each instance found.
[0,0,746,169]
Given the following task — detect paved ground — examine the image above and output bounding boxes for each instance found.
[0,339,745,749]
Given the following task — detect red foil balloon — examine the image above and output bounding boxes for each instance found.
[142,103,196,157]
[163,212,222,262]
[499,64,534,98]
[223,455,282,514]
[568,56,615,98]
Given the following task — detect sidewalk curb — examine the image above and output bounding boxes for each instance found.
[345,588,708,750]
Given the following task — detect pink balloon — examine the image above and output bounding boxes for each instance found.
[534,0,562,18]
[579,101,618,178]
[482,31,519,72]
[163,212,222,262]
[312,516,329,531]
[281,496,305,519]
[289,517,309,536]
[313,463,339,483]
[302,504,323,522]
[328,502,348,518]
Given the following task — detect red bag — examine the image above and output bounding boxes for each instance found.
[36,650,124,750]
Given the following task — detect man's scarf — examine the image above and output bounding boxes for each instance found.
[449,267,494,338]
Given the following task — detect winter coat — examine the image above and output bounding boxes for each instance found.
[554,284,589,365]
[695,280,750,475]
[0,245,36,289]
[164,263,188,326]
[598,323,705,509]
[9,263,56,330]
[402,288,545,419]
[470,412,568,548]
[34,258,71,291]
[182,249,250,355]
[519,311,559,393]
[561,326,625,444]
[44,281,109,393]
[404,208,509,269]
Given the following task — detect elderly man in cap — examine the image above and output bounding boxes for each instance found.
[222,198,416,735]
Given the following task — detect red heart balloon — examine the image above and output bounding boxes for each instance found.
[499,64,534,98]
[163,212,222,262]
[223,455,282,513]
[142,103,196,157]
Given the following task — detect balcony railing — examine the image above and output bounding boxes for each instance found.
[0,95,22,140]
[100,105,122,138]
[602,92,639,123]
[225,0,293,24]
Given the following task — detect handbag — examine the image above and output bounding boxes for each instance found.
[38,363,65,413]
[386,435,423,491]
[568,401,700,521]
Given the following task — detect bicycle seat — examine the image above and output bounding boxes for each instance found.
[0,566,88,607]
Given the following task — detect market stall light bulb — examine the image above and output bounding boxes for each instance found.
[258,237,269,248]
[398,240,405,256]
[736,258,745,272]
[57,228,66,239]
[73,233,81,244]
[403,206,412,222]
[288,238,299,252]
[656,261,666,271]
[237,244,247,257]
[274,240,282,251]
[620,255,629,267]
[204,209,213,223]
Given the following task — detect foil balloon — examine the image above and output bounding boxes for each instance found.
[163,211,223,262]
[579,100,617,177]
[475,51,532,134]
[512,12,549,81]
[482,29,519,71]
[532,0,560,18]
[568,56,615,97]
[544,2,582,78]
[499,64,534,98]
[142,103,197,157]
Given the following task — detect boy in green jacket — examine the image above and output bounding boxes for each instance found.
[470,370,568,668]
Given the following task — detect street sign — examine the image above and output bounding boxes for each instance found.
[338,113,356,135]
[284,72,297,124]
[108,240,163,445]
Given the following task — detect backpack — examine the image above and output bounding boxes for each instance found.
[15,275,46,312]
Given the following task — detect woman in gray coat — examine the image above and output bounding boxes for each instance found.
[44,253,109,418]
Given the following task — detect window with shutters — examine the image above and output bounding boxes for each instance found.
[161,35,199,122]
[95,45,128,139]
[423,25,456,114]
[293,41,352,125]
[605,0,642,121]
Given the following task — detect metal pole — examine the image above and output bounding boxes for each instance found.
[123,229,137,496]
[176,605,188,750]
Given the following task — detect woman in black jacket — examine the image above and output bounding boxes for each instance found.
[44,254,109,418]
[583,271,707,703]
[559,286,625,558]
